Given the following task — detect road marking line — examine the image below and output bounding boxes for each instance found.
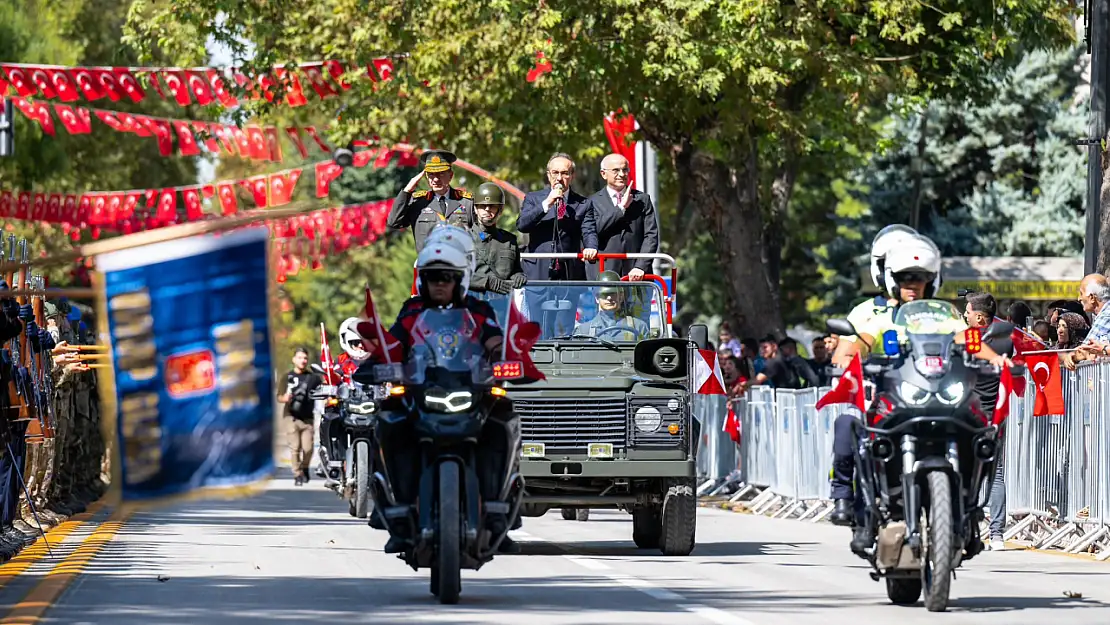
[515,528,760,624]
[0,506,132,625]
[0,501,106,590]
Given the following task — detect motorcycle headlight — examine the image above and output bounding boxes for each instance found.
[898,381,931,406]
[937,382,965,406]
[423,390,474,413]
[634,406,662,433]
[346,401,376,415]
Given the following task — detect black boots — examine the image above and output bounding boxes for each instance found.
[850,526,874,556]
[830,498,854,526]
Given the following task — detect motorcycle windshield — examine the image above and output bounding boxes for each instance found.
[893,300,965,365]
[403,308,491,386]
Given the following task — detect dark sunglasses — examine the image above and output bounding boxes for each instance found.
[422,270,460,284]
[892,271,930,284]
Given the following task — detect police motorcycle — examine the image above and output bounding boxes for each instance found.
[356,308,524,605]
[340,378,387,518]
[826,300,1023,613]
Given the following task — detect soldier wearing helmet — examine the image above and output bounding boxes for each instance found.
[574,271,649,341]
[469,182,526,296]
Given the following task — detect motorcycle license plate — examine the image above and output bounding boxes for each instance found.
[522,443,546,458]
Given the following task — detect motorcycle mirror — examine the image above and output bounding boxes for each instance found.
[982,321,1014,341]
[826,318,857,337]
[687,324,709,350]
[309,363,325,374]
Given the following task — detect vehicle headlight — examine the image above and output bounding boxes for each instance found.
[634,406,662,433]
[667,398,680,411]
[423,390,474,413]
[937,382,965,406]
[898,381,931,406]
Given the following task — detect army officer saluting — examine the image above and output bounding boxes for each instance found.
[388,149,475,251]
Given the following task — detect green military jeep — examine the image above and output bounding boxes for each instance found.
[506,253,708,556]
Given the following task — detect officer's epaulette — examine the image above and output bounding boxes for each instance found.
[452,187,471,200]
[412,190,429,198]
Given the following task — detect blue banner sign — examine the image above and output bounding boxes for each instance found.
[96,227,274,502]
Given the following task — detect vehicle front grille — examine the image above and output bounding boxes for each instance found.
[514,397,627,452]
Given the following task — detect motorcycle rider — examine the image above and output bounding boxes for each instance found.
[336,317,368,383]
[370,227,521,555]
[828,225,922,526]
[831,234,1013,553]
[574,270,649,340]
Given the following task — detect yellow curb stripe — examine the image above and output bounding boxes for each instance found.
[0,507,132,625]
[0,501,106,590]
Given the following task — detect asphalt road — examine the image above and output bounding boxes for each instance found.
[3,474,1110,625]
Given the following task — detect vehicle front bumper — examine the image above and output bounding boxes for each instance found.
[520,457,695,479]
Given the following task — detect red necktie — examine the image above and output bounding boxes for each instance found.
[556,197,566,220]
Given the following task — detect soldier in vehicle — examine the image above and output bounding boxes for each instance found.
[388,149,475,251]
[469,182,526,299]
[574,271,649,341]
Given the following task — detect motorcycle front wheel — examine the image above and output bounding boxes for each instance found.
[436,461,462,605]
[923,471,954,612]
[354,441,370,519]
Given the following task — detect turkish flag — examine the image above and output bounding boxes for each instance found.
[106,193,125,224]
[119,193,139,220]
[315,161,344,198]
[140,116,174,156]
[173,121,201,156]
[211,125,237,155]
[269,169,302,206]
[355,287,404,365]
[45,194,63,222]
[693,349,726,395]
[324,60,353,90]
[54,104,91,134]
[1026,353,1066,417]
[264,126,283,162]
[93,110,125,131]
[12,98,55,136]
[0,191,12,218]
[816,353,867,413]
[47,69,80,102]
[526,51,553,83]
[301,63,338,98]
[724,402,740,444]
[71,67,104,101]
[232,126,253,158]
[117,112,150,136]
[31,193,46,221]
[15,192,30,220]
[246,126,269,160]
[993,364,1014,426]
[112,68,146,102]
[29,67,56,98]
[76,195,91,225]
[370,57,394,82]
[91,68,122,101]
[2,66,36,97]
[185,71,214,105]
[500,297,545,381]
[155,188,177,223]
[285,127,309,159]
[207,69,238,107]
[241,176,269,207]
[192,122,220,152]
[88,193,109,225]
[216,183,238,215]
[162,70,192,106]
[62,195,78,223]
[274,68,308,107]
[181,187,204,220]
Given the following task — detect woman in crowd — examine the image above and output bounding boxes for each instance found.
[1057,312,1091,350]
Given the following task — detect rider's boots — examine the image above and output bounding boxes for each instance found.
[850,525,874,556]
[829,498,854,526]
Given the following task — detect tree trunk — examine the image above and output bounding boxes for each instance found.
[673,139,785,340]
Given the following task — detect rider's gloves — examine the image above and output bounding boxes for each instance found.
[510,274,527,289]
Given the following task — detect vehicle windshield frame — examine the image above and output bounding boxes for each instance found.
[517,279,670,342]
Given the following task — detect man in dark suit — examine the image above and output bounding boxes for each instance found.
[584,153,660,281]
[388,149,474,252]
[516,153,597,334]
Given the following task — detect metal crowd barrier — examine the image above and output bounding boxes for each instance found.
[696,360,1110,555]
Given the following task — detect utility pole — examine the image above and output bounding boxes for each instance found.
[0,98,13,158]
[1084,0,1109,274]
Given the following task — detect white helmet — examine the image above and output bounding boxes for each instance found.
[870,225,919,289]
[339,317,369,360]
[884,234,942,300]
[416,237,472,303]
[424,224,476,272]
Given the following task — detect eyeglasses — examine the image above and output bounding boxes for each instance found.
[422,270,460,284]
[892,271,930,284]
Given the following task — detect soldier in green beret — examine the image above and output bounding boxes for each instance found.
[388,149,475,251]
[469,182,526,299]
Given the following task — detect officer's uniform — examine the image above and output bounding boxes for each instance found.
[387,150,475,251]
[575,310,649,341]
[830,296,894,502]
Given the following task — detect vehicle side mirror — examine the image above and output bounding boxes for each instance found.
[688,324,709,350]
[634,338,689,379]
[826,318,857,337]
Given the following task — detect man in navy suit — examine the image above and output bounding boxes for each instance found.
[516,153,597,334]
[583,153,660,281]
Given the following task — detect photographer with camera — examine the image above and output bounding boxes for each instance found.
[277,348,323,486]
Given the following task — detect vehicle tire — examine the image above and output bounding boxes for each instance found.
[354,441,371,519]
[561,508,575,521]
[576,508,589,522]
[886,578,922,606]
[923,471,954,613]
[659,477,696,556]
[437,462,462,605]
[632,506,662,549]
